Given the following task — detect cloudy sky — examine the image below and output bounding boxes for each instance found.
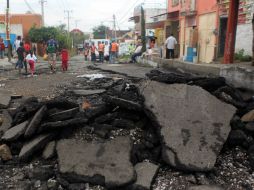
[0,0,166,32]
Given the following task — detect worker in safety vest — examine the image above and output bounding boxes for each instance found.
[98,41,105,63]
[90,43,97,62]
[110,40,118,64]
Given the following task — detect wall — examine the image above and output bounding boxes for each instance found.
[0,24,23,37]
[0,13,42,38]
[235,23,253,55]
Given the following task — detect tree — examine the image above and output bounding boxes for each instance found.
[92,25,109,39]
[28,25,71,49]
[141,6,146,53]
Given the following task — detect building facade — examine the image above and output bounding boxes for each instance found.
[0,13,42,39]
[166,0,254,63]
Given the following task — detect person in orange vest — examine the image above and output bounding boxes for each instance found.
[110,40,118,64]
[90,43,97,63]
[98,41,105,63]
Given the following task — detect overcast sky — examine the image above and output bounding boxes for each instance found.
[0,0,166,32]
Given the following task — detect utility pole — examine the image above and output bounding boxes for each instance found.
[113,14,117,40]
[64,10,72,32]
[141,5,146,53]
[6,0,11,62]
[39,0,46,26]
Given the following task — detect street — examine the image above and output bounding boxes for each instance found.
[0,56,253,190]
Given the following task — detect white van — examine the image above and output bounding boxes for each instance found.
[89,39,110,61]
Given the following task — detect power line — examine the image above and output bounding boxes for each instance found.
[24,0,35,13]
[117,0,142,24]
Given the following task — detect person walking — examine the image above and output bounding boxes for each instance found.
[61,48,69,71]
[0,36,4,59]
[25,50,37,77]
[165,33,177,59]
[98,41,105,63]
[47,38,58,73]
[110,40,118,64]
[23,41,31,74]
[90,43,97,63]
[16,42,25,74]
[84,46,89,61]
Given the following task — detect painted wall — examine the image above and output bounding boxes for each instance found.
[0,13,42,38]
[235,23,253,55]
[168,0,181,12]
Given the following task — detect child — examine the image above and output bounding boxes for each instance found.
[84,47,89,61]
[25,50,37,76]
[61,49,69,71]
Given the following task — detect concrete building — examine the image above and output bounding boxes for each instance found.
[130,4,167,46]
[0,13,42,39]
[165,0,253,63]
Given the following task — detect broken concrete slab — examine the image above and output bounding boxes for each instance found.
[49,107,79,121]
[24,106,47,138]
[188,185,224,190]
[42,141,56,160]
[2,120,29,141]
[72,89,106,96]
[131,162,159,190]
[0,110,12,135]
[0,90,11,109]
[103,95,142,111]
[56,136,135,188]
[241,109,254,122]
[19,134,55,161]
[141,82,236,171]
[0,144,12,161]
[39,118,88,133]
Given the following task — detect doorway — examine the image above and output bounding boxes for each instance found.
[218,17,228,57]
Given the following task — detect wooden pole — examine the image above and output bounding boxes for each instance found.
[223,0,239,64]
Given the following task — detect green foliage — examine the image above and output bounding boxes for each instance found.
[92,25,109,39]
[234,49,252,62]
[28,25,71,50]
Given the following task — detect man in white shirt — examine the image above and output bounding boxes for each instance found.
[165,33,177,59]
[131,42,143,63]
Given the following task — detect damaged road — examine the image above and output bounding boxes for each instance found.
[0,60,254,190]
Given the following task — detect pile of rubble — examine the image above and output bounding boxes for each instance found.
[0,69,253,190]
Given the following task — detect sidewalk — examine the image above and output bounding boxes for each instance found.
[0,58,14,70]
[140,56,254,91]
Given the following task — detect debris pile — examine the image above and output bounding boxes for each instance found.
[0,69,253,189]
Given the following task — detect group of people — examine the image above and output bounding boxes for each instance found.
[15,36,68,77]
[84,40,120,64]
[16,39,37,76]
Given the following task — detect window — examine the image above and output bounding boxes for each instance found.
[172,0,179,6]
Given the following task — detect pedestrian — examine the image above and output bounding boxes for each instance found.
[33,44,37,55]
[110,40,118,64]
[0,36,5,59]
[61,48,69,71]
[131,42,142,63]
[14,36,21,52]
[165,33,177,59]
[16,42,25,74]
[90,43,97,63]
[46,37,58,73]
[23,41,31,74]
[98,41,105,63]
[84,46,89,61]
[25,50,37,77]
